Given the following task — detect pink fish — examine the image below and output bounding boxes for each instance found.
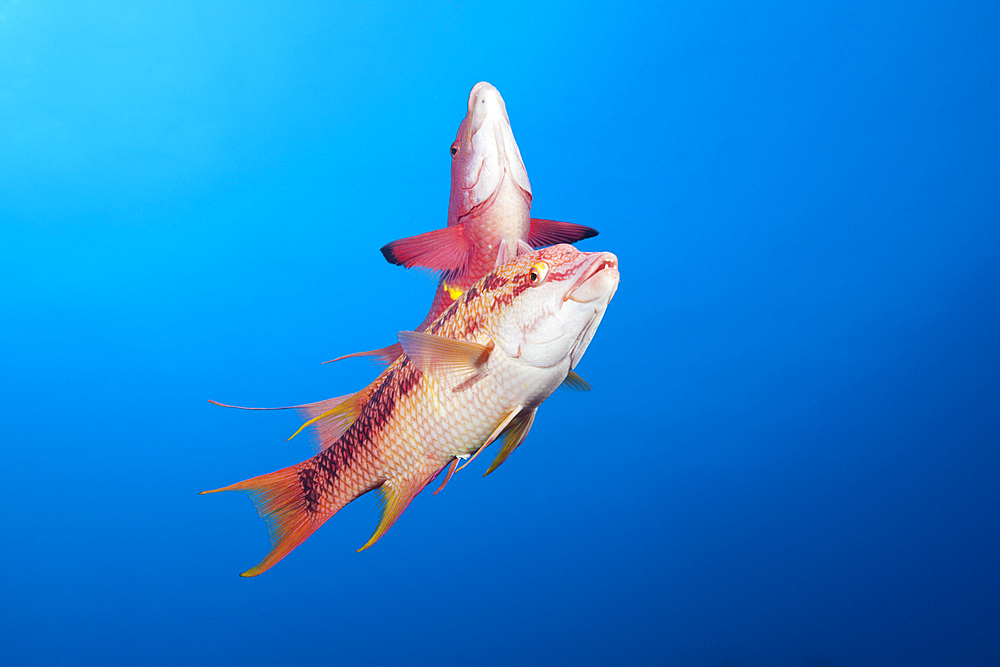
[336,82,597,364]
[203,244,619,576]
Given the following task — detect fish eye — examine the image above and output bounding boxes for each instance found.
[450,143,458,156]
[528,261,549,286]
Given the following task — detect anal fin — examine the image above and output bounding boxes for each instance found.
[358,471,436,552]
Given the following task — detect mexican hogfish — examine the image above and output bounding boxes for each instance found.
[203,244,619,576]
[336,82,597,364]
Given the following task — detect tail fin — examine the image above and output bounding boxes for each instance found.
[202,464,329,577]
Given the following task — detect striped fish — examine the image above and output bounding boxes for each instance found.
[334,82,597,364]
[203,244,619,576]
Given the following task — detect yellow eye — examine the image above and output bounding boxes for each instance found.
[528,261,548,285]
[450,143,459,157]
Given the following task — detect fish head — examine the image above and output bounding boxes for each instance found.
[486,244,619,371]
[448,82,532,226]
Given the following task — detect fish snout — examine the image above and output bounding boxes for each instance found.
[567,252,620,304]
[468,82,510,135]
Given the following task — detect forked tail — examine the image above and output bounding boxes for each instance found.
[202,463,335,577]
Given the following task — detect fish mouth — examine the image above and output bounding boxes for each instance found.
[567,252,620,303]
[468,82,510,136]
[464,82,531,201]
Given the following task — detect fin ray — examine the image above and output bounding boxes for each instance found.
[433,458,459,495]
[398,330,492,385]
[322,343,404,366]
[381,225,472,272]
[358,472,435,552]
[287,390,367,449]
[201,465,327,577]
[484,407,537,476]
[208,400,303,411]
[527,219,599,248]
[560,369,592,391]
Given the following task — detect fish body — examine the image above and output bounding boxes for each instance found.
[204,244,619,576]
[348,83,596,364]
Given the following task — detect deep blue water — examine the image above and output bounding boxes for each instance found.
[2,2,998,666]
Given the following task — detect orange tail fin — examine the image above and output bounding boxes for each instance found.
[202,464,330,577]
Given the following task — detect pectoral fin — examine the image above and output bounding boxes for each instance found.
[381,224,472,272]
[398,330,493,386]
[527,218,599,248]
[484,407,537,476]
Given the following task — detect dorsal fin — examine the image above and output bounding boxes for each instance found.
[322,342,404,367]
[209,393,367,453]
[287,390,368,451]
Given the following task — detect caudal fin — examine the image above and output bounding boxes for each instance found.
[201,464,329,577]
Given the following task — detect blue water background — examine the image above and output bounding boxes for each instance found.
[2,2,998,666]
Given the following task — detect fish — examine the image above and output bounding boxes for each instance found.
[202,244,619,576]
[333,82,598,365]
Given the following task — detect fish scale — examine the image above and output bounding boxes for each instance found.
[203,244,619,576]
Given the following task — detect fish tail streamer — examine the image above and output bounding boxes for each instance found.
[202,462,335,577]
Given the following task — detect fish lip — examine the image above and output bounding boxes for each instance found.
[468,83,510,137]
[467,85,514,177]
[459,82,532,206]
[566,253,619,303]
